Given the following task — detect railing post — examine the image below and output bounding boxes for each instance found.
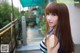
[0,18,19,53]
[21,16,27,45]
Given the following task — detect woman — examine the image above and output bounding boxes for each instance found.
[40,2,74,53]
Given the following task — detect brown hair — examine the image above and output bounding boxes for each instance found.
[45,2,74,53]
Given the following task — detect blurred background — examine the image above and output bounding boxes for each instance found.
[0,0,80,53]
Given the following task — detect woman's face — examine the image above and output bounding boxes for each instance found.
[46,13,58,27]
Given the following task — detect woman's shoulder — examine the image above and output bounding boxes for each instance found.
[47,34,58,42]
[46,34,59,48]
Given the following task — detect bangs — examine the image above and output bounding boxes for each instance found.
[45,2,59,15]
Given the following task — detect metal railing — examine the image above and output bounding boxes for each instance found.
[0,19,20,53]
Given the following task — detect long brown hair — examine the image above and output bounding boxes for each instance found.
[45,2,74,53]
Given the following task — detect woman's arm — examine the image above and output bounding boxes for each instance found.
[46,34,59,53]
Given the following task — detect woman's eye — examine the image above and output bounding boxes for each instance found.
[50,14,55,17]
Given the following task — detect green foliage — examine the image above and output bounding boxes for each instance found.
[14,7,19,19]
[39,17,46,34]
[0,3,19,28]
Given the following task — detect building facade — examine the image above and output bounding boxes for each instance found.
[0,0,7,3]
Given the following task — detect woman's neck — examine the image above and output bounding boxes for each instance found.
[50,25,57,34]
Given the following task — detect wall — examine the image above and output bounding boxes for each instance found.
[57,0,80,44]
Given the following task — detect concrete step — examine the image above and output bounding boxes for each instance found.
[16,45,40,51]
[16,50,42,53]
[15,44,80,53]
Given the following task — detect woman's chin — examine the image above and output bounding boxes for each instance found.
[49,24,55,27]
[49,25,54,27]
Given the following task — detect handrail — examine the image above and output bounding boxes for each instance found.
[0,24,14,36]
[0,18,22,53]
[0,19,18,32]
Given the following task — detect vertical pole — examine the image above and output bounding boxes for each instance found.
[11,0,14,49]
[21,16,27,45]
[11,0,13,44]
[11,0,14,20]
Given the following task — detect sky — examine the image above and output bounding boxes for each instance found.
[8,0,28,11]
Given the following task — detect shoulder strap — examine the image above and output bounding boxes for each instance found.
[48,28,53,34]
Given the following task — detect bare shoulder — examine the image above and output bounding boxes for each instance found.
[46,34,60,53]
[49,34,58,42]
[46,34,59,48]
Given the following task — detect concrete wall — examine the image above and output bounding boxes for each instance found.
[57,0,80,44]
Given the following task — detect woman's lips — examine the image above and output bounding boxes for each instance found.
[48,22,53,24]
[48,22,53,23]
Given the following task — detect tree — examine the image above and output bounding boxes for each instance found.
[0,3,19,28]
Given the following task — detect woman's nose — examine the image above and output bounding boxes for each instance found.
[47,15,52,20]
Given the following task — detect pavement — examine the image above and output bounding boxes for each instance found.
[16,26,43,53]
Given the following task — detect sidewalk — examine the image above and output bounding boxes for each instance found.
[16,26,43,53]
